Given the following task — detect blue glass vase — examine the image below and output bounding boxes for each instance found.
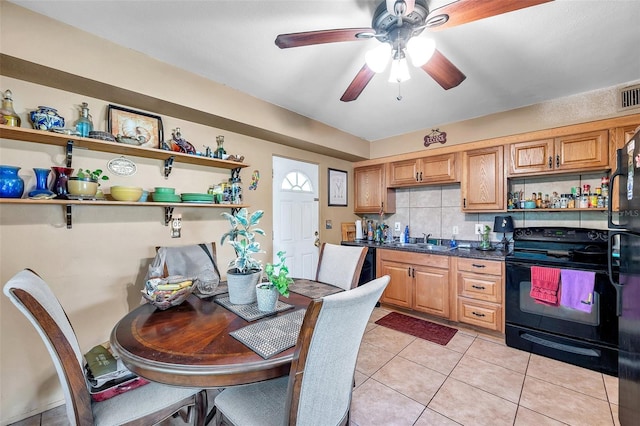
[0,165,25,198]
[28,168,55,199]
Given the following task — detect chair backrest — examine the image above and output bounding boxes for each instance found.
[3,269,93,425]
[154,242,220,279]
[315,243,367,290]
[285,275,389,425]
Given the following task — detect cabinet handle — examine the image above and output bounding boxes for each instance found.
[412,268,415,278]
[419,171,423,181]
[471,311,486,317]
[463,198,467,208]
[471,263,485,268]
[471,285,486,290]
[408,267,412,277]
[415,172,419,182]
[548,156,552,168]
[556,154,560,168]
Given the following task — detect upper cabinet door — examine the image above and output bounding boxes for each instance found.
[554,130,609,172]
[462,146,504,212]
[388,159,419,186]
[508,139,554,175]
[354,164,396,214]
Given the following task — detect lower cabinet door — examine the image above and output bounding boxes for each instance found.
[414,266,450,318]
[379,260,412,308]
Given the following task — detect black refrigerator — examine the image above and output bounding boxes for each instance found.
[609,127,640,426]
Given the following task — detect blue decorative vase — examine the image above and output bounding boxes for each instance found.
[0,165,25,198]
[28,168,55,198]
[29,106,65,131]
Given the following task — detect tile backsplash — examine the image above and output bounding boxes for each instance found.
[358,175,609,244]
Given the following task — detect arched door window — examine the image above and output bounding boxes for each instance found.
[281,170,313,192]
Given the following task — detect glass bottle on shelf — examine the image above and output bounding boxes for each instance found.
[1,89,21,127]
[74,102,93,137]
[216,135,226,159]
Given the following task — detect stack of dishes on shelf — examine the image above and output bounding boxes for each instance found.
[181,193,214,204]
[151,187,181,203]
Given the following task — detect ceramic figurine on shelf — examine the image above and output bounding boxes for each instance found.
[167,128,196,154]
[1,90,21,127]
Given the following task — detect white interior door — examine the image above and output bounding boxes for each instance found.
[272,156,319,279]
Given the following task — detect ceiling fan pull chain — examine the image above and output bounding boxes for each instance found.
[397,82,403,101]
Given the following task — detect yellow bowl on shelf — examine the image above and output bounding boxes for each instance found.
[110,186,143,202]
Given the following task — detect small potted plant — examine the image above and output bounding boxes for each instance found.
[68,168,109,198]
[220,208,265,304]
[256,251,293,312]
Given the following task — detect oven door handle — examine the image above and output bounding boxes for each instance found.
[608,231,623,317]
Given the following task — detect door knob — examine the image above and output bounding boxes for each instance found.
[314,231,320,247]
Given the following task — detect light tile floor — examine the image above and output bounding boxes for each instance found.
[9,307,620,426]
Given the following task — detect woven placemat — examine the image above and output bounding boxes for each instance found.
[230,309,306,359]
[289,279,343,299]
[194,281,228,299]
[214,295,294,321]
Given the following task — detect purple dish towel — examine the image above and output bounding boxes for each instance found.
[560,269,595,313]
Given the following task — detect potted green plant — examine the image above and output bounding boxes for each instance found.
[220,208,265,304]
[256,251,293,312]
[68,168,109,198]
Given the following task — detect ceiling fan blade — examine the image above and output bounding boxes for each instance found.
[340,64,376,102]
[420,49,466,90]
[275,28,374,49]
[426,0,553,31]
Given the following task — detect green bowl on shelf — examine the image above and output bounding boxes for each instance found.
[151,192,181,203]
[181,193,214,202]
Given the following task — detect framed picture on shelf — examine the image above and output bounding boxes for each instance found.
[107,104,163,149]
[328,168,348,207]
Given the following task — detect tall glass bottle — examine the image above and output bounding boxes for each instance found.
[216,135,226,158]
[75,102,93,137]
[1,89,21,127]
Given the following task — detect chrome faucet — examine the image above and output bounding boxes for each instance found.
[423,233,431,242]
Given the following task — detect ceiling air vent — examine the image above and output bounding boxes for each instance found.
[618,84,640,111]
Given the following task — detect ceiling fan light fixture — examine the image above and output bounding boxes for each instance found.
[388,57,411,83]
[386,0,415,16]
[406,37,436,67]
[365,43,392,73]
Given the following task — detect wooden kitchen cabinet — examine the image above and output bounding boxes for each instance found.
[388,153,458,187]
[455,257,504,332]
[377,249,450,319]
[461,146,504,211]
[354,164,396,214]
[508,130,609,176]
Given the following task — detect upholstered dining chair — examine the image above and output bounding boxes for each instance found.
[315,243,367,290]
[214,275,389,426]
[3,269,207,426]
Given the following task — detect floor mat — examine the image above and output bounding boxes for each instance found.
[375,312,458,346]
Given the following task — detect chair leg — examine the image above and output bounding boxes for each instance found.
[194,390,208,426]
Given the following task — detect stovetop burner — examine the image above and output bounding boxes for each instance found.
[507,227,609,268]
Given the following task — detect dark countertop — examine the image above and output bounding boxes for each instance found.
[341,240,510,261]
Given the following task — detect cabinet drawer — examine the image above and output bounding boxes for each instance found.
[458,272,502,303]
[456,257,502,275]
[457,298,502,332]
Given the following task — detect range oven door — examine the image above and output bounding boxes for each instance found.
[505,260,619,375]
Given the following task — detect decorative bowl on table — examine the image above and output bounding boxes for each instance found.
[141,276,195,310]
[110,186,143,201]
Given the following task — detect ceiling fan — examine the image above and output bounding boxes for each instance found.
[275,0,552,102]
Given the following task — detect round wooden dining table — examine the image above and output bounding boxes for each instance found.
[110,290,313,388]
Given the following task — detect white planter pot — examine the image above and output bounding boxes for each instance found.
[226,269,261,304]
[256,284,278,312]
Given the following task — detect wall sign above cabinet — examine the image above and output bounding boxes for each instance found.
[424,129,447,147]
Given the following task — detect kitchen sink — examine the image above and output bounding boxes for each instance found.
[383,242,452,252]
